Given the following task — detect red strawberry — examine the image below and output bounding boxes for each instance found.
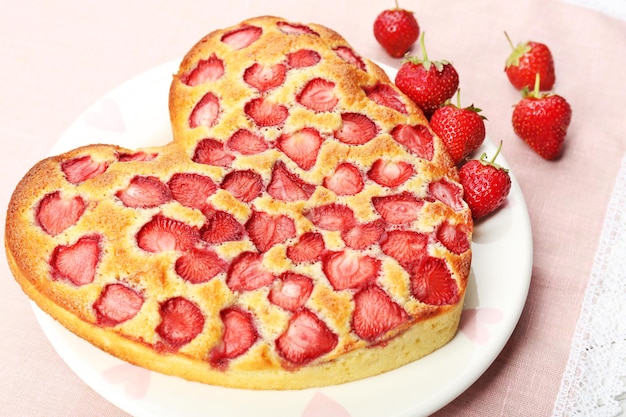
[394,33,459,118]
[192,138,235,167]
[225,129,268,155]
[136,215,199,252]
[175,247,228,284]
[276,128,323,170]
[189,92,220,128]
[286,49,321,68]
[93,283,143,326]
[268,272,314,311]
[436,220,471,254]
[226,251,275,292]
[200,209,245,244]
[341,220,385,250]
[379,229,428,267]
[410,257,459,305]
[168,172,217,211]
[390,124,434,160]
[156,297,205,349]
[334,113,378,145]
[50,235,101,286]
[352,285,409,341]
[321,250,380,290]
[304,203,356,232]
[267,161,316,202]
[367,159,413,187]
[220,25,262,49]
[209,307,258,368]
[323,162,364,196]
[181,54,225,86]
[429,94,487,165]
[117,151,158,162]
[244,98,289,127]
[277,21,319,36]
[372,192,423,224]
[276,309,338,364]
[297,78,338,112]
[363,83,407,114]
[504,33,555,91]
[61,155,108,184]
[116,176,172,208]
[36,191,85,235]
[243,63,287,92]
[459,142,512,220]
[373,1,420,58]
[512,75,572,160]
[286,232,325,263]
[245,210,296,252]
[220,169,263,202]
[428,177,465,211]
[333,46,366,71]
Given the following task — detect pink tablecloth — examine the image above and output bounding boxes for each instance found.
[1,0,625,415]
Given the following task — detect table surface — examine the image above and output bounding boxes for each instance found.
[2,0,625,416]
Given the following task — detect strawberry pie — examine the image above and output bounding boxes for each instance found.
[5,16,472,389]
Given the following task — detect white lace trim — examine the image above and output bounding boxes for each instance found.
[552,155,626,417]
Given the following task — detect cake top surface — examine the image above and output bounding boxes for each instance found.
[5,15,472,389]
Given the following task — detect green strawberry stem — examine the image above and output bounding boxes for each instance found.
[532,73,541,96]
[522,73,543,99]
[504,32,531,68]
[479,141,508,172]
[419,32,431,70]
[404,32,447,71]
[446,89,485,118]
[504,31,515,51]
[488,140,503,164]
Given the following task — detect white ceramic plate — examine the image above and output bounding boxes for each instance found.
[32,60,533,417]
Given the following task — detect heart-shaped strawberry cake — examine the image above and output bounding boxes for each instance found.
[5,16,472,389]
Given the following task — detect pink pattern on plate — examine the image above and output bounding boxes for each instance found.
[101,363,151,399]
[460,307,504,344]
[302,392,351,417]
[83,97,126,132]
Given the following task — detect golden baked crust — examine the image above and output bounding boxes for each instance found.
[5,16,472,390]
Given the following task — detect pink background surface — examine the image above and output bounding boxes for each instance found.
[2,0,625,415]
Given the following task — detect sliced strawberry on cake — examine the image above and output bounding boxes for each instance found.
[6,16,472,391]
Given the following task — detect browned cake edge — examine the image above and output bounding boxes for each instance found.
[6,240,463,389]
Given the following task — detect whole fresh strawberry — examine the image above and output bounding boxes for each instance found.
[395,33,459,118]
[459,142,512,220]
[505,32,555,91]
[512,74,572,160]
[430,91,486,165]
[373,1,420,58]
